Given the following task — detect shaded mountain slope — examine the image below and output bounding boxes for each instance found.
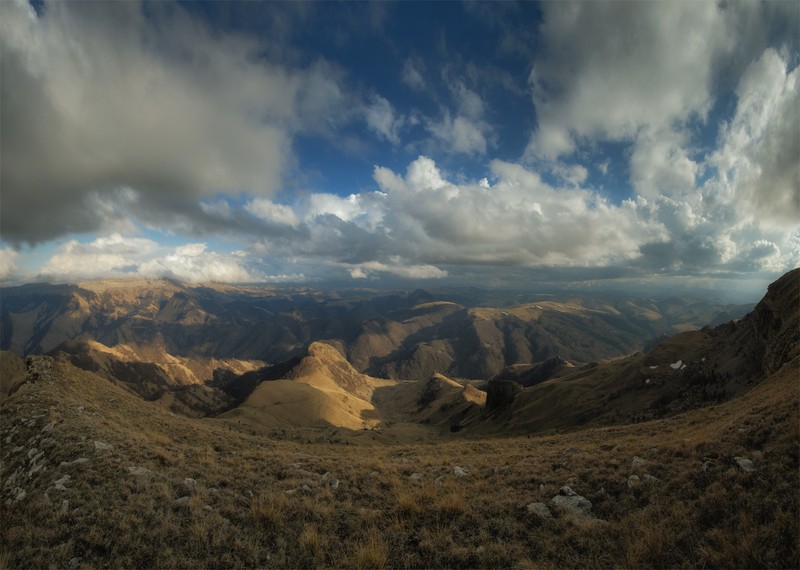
[459,268,799,435]
[48,339,263,417]
[0,350,26,397]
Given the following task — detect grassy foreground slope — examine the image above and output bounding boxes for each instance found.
[1,352,797,569]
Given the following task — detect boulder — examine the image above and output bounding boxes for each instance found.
[551,486,593,518]
[526,502,553,519]
[94,441,113,452]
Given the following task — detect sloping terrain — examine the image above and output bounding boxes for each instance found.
[1,347,797,568]
[47,339,264,417]
[459,268,799,435]
[220,342,397,431]
[0,351,26,397]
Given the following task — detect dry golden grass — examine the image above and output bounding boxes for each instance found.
[1,357,798,569]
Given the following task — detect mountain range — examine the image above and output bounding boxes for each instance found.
[0,269,797,568]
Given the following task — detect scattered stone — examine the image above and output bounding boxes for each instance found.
[77,406,85,413]
[300,485,313,495]
[327,479,340,491]
[627,475,641,489]
[670,360,683,370]
[208,487,219,494]
[702,459,714,471]
[27,448,39,460]
[184,477,197,488]
[369,471,380,478]
[68,556,81,570]
[202,505,213,512]
[60,458,89,468]
[54,474,71,492]
[734,457,755,472]
[291,462,304,469]
[128,466,152,477]
[61,499,70,514]
[173,496,190,507]
[526,502,553,518]
[551,487,593,518]
[632,456,646,468]
[15,489,26,502]
[12,446,23,453]
[642,474,660,484]
[94,441,113,451]
[476,546,485,554]
[42,422,55,432]
[409,472,423,481]
[453,466,470,478]
[435,475,446,486]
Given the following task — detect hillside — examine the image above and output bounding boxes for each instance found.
[458,268,799,435]
[1,346,797,568]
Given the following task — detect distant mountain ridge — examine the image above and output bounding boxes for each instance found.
[1,279,753,390]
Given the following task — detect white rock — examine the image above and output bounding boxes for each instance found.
[184,477,197,487]
[734,457,755,472]
[128,466,152,477]
[453,466,470,478]
[632,456,646,468]
[328,479,340,491]
[670,360,683,370]
[409,472,423,481]
[94,441,112,451]
[173,496,190,507]
[627,475,641,489]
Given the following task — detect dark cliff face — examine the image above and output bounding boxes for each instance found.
[752,268,799,376]
[485,379,522,410]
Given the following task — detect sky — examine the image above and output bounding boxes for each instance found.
[1,0,798,300]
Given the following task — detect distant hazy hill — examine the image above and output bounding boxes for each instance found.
[1,278,752,387]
